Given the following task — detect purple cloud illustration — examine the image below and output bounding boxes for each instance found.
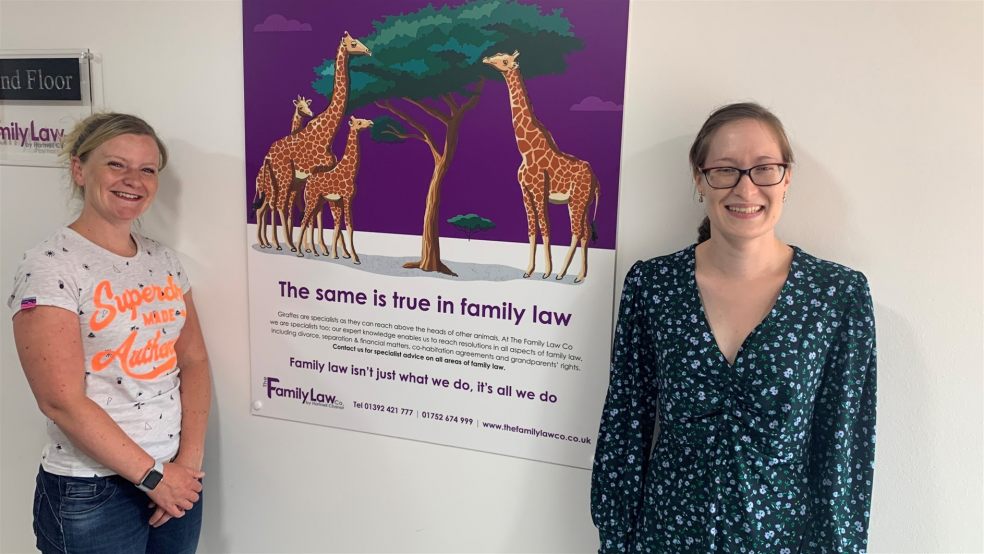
[254,14,312,32]
[570,96,622,112]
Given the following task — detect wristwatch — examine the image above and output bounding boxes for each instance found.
[136,461,164,492]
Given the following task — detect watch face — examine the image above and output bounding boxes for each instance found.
[143,470,164,490]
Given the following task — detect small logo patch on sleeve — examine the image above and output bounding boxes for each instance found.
[20,297,37,310]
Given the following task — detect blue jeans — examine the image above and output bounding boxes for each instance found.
[33,466,203,554]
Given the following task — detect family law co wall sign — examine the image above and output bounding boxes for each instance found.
[0,50,92,168]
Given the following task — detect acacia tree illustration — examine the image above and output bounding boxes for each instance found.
[447,213,496,241]
[313,0,582,276]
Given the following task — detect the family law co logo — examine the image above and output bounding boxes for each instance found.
[0,120,65,148]
[264,376,343,409]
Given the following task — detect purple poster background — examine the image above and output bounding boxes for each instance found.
[243,0,629,250]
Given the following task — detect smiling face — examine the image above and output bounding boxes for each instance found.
[72,133,161,229]
[695,118,791,243]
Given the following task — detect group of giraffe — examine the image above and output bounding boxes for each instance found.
[254,35,599,283]
[254,32,373,263]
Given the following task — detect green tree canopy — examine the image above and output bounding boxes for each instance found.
[313,0,582,107]
[448,213,496,240]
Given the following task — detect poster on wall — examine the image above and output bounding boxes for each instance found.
[0,50,92,167]
[244,0,629,468]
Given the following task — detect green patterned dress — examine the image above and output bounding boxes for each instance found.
[591,245,876,553]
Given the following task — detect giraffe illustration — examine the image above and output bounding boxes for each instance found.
[255,95,314,248]
[295,117,373,263]
[260,32,371,252]
[482,51,600,283]
[289,95,314,135]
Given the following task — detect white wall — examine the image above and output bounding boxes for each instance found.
[1,1,981,552]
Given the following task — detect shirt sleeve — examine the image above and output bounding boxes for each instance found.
[805,271,877,552]
[7,250,80,317]
[591,261,660,553]
[162,246,191,293]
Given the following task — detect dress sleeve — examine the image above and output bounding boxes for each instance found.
[805,272,877,552]
[591,261,659,553]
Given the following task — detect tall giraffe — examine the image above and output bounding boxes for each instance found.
[260,31,372,252]
[255,95,313,248]
[483,51,600,283]
[296,117,373,263]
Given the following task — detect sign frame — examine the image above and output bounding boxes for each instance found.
[0,49,93,168]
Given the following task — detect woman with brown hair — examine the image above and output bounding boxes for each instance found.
[591,103,876,552]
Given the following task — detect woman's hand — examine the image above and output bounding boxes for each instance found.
[146,462,204,526]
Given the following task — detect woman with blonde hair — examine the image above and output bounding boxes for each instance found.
[9,112,211,553]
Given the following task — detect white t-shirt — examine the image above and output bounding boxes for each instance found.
[8,227,190,477]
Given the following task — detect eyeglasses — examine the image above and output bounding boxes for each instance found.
[699,163,789,189]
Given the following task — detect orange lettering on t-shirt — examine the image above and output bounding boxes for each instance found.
[90,276,183,331]
[90,329,179,380]
[141,309,177,326]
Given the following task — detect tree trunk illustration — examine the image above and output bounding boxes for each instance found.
[377,87,480,276]
[406,149,453,274]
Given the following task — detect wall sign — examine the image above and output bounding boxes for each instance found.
[0,57,83,101]
[0,50,92,168]
[243,0,630,469]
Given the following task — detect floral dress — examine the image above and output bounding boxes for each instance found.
[591,245,876,553]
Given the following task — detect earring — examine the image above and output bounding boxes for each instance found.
[783,191,787,203]
[698,192,704,203]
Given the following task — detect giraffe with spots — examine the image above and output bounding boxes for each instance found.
[289,95,314,135]
[295,116,373,263]
[255,95,313,248]
[483,51,600,283]
[260,32,372,252]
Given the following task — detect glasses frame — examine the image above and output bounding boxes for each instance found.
[699,163,789,189]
